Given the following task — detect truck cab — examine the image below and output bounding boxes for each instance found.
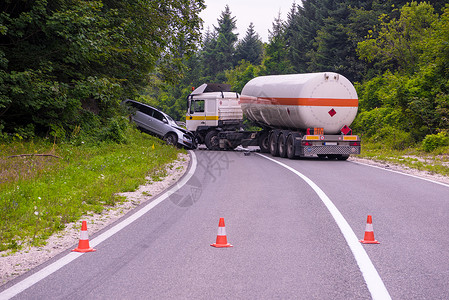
[186,83,245,149]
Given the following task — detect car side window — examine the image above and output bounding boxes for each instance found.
[140,106,153,116]
[128,101,140,110]
[129,102,150,116]
[153,110,165,122]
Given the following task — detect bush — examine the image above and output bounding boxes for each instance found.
[352,107,407,138]
[372,126,415,150]
[0,123,9,141]
[422,132,449,152]
[99,117,129,144]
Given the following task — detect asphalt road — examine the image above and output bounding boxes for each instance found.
[2,150,449,299]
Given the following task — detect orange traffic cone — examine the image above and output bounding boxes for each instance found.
[360,215,380,244]
[211,218,233,248]
[72,220,96,252]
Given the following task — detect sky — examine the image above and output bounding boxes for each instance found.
[199,0,299,42]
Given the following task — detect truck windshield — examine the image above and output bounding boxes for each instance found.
[190,100,205,114]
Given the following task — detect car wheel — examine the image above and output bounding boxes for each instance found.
[164,133,178,146]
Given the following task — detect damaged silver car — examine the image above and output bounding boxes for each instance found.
[123,99,196,149]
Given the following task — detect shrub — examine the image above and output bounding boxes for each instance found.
[372,126,415,150]
[422,132,449,152]
[0,123,8,141]
[99,117,129,144]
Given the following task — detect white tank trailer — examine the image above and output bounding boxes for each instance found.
[186,72,361,160]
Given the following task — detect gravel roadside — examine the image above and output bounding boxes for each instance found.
[348,156,449,185]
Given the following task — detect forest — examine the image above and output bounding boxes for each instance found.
[1,0,449,150]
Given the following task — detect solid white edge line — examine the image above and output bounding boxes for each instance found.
[350,160,449,188]
[0,151,198,300]
[256,154,391,300]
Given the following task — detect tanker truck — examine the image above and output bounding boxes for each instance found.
[186,72,361,160]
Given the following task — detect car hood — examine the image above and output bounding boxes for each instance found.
[173,125,193,136]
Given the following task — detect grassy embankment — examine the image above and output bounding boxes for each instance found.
[0,129,184,252]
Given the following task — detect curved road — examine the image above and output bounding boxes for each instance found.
[2,150,449,299]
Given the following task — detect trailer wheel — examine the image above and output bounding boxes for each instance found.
[286,134,295,159]
[278,133,287,158]
[205,130,220,150]
[258,131,270,153]
[269,132,280,157]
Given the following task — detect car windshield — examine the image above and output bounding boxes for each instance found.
[165,114,178,126]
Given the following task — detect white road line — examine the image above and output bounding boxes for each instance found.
[0,151,198,300]
[350,160,449,188]
[257,154,392,300]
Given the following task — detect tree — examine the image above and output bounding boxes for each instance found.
[262,12,294,75]
[225,60,260,93]
[0,0,205,137]
[354,3,449,142]
[357,1,438,75]
[235,23,263,65]
[201,27,219,79]
[284,0,326,73]
[213,5,238,73]
[308,2,352,74]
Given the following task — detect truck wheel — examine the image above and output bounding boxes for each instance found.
[195,132,204,145]
[258,131,270,153]
[269,132,280,157]
[278,133,287,158]
[205,130,220,150]
[286,134,295,159]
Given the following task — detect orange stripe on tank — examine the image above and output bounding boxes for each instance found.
[240,96,358,107]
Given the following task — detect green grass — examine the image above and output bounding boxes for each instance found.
[358,141,449,176]
[0,128,183,252]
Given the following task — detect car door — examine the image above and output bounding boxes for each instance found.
[129,102,150,129]
[135,104,155,132]
[150,110,169,136]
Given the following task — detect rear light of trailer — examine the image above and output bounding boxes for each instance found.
[349,141,361,146]
[302,141,313,146]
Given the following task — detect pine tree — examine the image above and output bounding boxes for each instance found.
[201,27,219,79]
[235,23,263,65]
[263,13,294,75]
[308,2,353,75]
[284,1,322,73]
[213,5,238,73]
